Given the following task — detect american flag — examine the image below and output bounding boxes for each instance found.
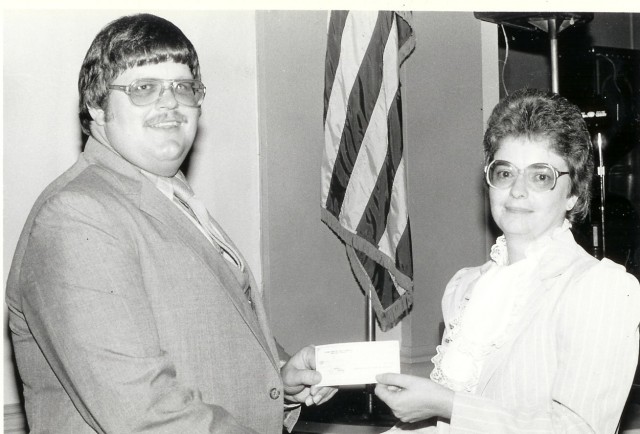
[321,11,415,331]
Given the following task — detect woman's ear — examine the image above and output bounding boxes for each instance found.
[87,105,106,126]
[566,195,578,211]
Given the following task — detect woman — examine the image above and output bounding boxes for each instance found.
[375,89,640,433]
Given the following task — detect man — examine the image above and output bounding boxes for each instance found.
[6,13,334,433]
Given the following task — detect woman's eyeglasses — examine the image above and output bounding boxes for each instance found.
[484,160,569,192]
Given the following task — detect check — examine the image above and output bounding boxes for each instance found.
[315,341,400,387]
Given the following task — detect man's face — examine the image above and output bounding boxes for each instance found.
[90,62,200,177]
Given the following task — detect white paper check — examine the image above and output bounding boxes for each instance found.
[315,341,400,387]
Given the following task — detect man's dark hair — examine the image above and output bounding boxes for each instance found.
[78,13,200,135]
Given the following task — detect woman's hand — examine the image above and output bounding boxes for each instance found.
[375,373,454,423]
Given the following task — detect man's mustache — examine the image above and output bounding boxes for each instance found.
[145,113,188,125]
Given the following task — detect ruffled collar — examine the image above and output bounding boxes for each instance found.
[489,219,573,267]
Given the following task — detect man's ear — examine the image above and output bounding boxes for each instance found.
[87,105,107,126]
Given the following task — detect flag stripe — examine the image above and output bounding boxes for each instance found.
[321,11,380,208]
[371,90,408,260]
[339,15,399,237]
[354,87,404,248]
[396,11,415,64]
[323,11,348,124]
[395,218,413,278]
[323,12,393,218]
[377,154,409,261]
[356,250,401,305]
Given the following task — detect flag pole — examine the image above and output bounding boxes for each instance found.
[365,289,375,416]
[365,289,376,342]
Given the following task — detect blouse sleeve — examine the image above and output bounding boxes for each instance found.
[448,259,640,433]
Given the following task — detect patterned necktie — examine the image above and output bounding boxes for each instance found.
[171,177,245,272]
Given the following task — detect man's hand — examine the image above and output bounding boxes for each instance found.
[375,373,454,423]
[281,345,338,406]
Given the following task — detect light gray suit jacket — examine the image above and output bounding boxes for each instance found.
[6,138,297,433]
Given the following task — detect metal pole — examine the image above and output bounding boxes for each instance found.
[548,18,559,94]
[365,289,375,416]
[365,289,376,342]
[597,133,606,256]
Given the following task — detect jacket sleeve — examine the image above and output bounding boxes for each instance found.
[19,190,258,434]
[449,261,640,433]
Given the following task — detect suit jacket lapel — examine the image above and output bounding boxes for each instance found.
[202,217,281,364]
[84,138,280,371]
[140,179,279,370]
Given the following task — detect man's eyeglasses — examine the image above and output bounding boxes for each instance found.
[484,160,570,192]
[108,78,206,107]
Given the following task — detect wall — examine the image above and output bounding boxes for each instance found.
[3,8,262,407]
[258,11,494,369]
[401,13,495,367]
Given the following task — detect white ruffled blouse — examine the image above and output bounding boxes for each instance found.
[430,219,574,393]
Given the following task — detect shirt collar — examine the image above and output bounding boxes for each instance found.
[139,168,188,201]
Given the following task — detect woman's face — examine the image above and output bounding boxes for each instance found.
[489,136,578,244]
